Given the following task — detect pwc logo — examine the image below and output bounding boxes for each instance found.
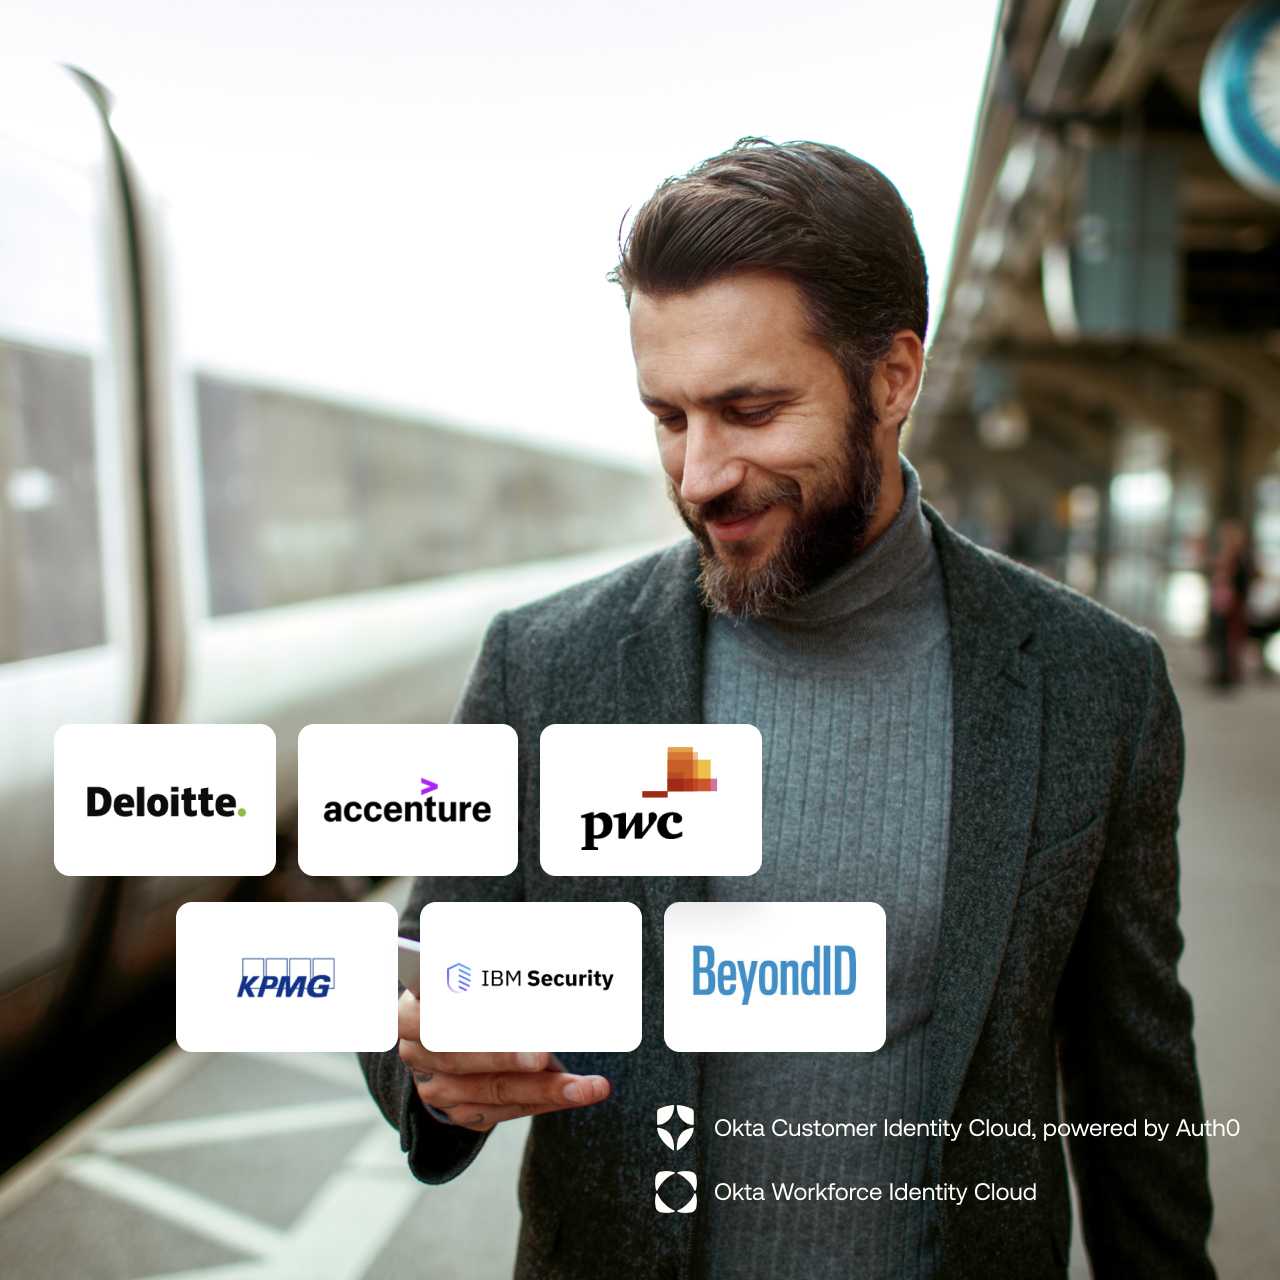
[540,725,760,877]
[237,957,335,998]
[580,746,717,852]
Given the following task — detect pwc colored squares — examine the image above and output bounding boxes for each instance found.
[663,902,887,1052]
[54,724,275,876]
[418,902,642,1052]
[297,724,516,877]
[539,725,761,876]
[176,901,397,1052]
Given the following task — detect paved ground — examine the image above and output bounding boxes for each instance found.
[0,636,1274,1279]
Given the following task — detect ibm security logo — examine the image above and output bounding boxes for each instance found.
[663,903,887,1053]
[238,957,335,999]
[420,902,642,1053]
[540,725,761,876]
[55,724,275,877]
[298,725,517,877]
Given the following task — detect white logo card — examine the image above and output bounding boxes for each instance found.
[55,724,275,877]
[298,724,517,877]
[418,901,642,1052]
[664,901,886,1052]
[176,901,398,1052]
[539,724,761,876]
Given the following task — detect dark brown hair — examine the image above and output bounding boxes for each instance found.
[611,137,928,427]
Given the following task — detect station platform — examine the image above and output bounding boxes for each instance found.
[0,636,1274,1279]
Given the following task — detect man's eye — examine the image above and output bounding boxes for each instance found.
[656,413,686,429]
[732,405,778,424]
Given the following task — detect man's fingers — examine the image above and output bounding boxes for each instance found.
[416,1070,611,1112]
[396,990,421,1042]
[423,1080,613,1131]
[419,1050,555,1075]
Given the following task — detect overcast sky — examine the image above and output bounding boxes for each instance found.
[6,1,1000,467]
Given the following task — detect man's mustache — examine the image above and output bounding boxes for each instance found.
[684,479,804,526]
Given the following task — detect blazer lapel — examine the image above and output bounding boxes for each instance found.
[922,506,1042,1160]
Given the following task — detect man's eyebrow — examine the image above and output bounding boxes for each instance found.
[638,385,795,409]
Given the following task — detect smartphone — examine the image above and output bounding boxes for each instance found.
[398,936,421,996]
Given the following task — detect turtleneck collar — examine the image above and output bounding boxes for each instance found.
[709,454,947,667]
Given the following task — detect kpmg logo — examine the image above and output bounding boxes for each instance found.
[238,957,335,998]
[446,962,472,993]
[691,944,856,1006]
[580,746,717,852]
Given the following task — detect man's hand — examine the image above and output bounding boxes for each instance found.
[396,989,612,1132]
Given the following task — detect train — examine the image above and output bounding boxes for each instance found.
[0,63,675,1069]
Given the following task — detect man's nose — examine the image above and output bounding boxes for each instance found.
[679,416,743,507]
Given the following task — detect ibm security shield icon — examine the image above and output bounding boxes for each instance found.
[55,724,275,876]
[539,725,761,876]
[297,724,517,877]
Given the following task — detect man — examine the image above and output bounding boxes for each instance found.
[360,139,1214,1278]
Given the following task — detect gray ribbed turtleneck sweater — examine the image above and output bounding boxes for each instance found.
[693,455,952,1280]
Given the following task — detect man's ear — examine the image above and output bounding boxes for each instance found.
[873,330,925,434]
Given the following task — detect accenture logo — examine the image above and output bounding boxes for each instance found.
[322,776,492,824]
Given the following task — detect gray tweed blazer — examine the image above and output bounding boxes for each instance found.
[359,504,1214,1279]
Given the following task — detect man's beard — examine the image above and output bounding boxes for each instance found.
[669,405,883,619]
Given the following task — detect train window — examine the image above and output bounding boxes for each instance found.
[0,341,105,660]
[196,372,665,614]
[0,71,115,664]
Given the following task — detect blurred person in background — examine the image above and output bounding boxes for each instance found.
[1205,517,1256,689]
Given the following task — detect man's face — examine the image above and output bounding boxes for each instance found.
[629,270,883,617]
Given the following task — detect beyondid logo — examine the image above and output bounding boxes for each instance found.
[664,903,886,1052]
[691,943,856,1005]
[540,725,760,877]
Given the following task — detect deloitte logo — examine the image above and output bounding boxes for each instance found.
[86,785,246,818]
[692,944,856,1006]
[238,957,335,998]
[322,776,492,824]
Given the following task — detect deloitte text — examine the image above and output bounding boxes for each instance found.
[692,944,856,1005]
[87,786,245,818]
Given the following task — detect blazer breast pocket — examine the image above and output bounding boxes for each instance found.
[1019,810,1105,898]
